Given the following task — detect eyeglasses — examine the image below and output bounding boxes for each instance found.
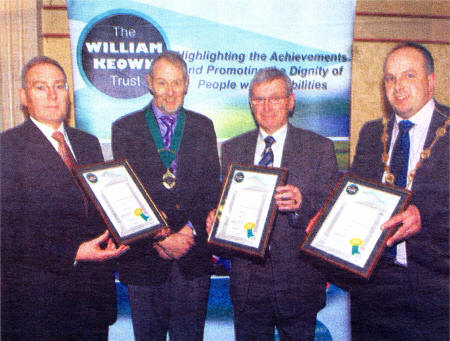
[250,96,288,106]
[27,81,69,94]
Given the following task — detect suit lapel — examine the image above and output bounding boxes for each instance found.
[281,125,306,185]
[24,120,87,214]
[377,117,396,180]
[412,106,448,191]
[66,128,87,165]
[24,119,68,171]
[241,131,258,165]
[424,106,448,149]
[386,117,396,147]
[138,110,168,175]
[174,112,191,187]
[281,125,299,170]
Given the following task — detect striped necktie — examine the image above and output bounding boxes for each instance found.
[159,115,176,150]
[259,136,275,167]
[52,131,77,170]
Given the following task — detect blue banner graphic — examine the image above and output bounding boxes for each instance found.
[67,0,355,164]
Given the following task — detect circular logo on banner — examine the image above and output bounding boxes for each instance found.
[79,12,167,99]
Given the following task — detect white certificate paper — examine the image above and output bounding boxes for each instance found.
[310,182,401,268]
[214,170,278,248]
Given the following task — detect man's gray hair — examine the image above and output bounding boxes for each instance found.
[149,50,188,79]
[249,67,293,98]
[21,56,67,88]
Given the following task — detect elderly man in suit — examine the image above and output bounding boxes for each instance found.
[112,51,221,341]
[1,56,128,341]
[348,42,448,341]
[207,67,339,340]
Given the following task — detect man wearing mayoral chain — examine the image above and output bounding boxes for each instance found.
[1,56,128,340]
[347,42,449,341]
[207,67,339,340]
[112,50,221,341]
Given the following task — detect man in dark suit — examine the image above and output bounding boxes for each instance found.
[1,56,128,340]
[349,43,448,340]
[207,67,339,340]
[111,51,221,341]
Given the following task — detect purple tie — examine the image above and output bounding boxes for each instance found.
[160,115,176,149]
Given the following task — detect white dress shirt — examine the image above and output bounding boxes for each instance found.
[384,98,435,266]
[30,116,77,160]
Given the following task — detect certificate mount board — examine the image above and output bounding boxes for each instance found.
[76,160,168,244]
[301,174,411,279]
[208,164,286,257]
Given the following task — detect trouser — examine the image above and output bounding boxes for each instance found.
[127,264,210,341]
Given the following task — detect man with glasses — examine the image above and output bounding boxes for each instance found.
[1,56,128,340]
[207,67,338,340]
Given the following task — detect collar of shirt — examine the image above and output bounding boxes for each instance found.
[394,98,434,132]
[30,116,77,159]
[254,124,288,168]
[387,98,435,189]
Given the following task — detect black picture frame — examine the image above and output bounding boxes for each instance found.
[300,174,411,279]
[76,160,168,244]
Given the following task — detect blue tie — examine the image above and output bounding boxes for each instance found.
[390,120,414,188]
[259,136,275,167]
[386,120,414,261]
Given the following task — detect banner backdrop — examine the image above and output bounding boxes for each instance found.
[67,0,355,167]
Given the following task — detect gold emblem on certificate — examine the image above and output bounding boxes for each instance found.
[162,169,176,189]
[244,222,256,239]
[134,208,149,221]
[350,238,363,255]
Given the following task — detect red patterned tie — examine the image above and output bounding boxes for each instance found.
[52,131,78,170]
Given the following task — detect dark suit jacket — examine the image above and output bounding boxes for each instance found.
[221,124,339,316]
[111,106,221,285]
[350,102,449,328]
[1,119,117,339]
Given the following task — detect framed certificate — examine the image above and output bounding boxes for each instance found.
[208,164,287,257]
[76,160,168,244]
[301,174,411,278]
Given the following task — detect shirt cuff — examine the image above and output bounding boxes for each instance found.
[185,221,197,236]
